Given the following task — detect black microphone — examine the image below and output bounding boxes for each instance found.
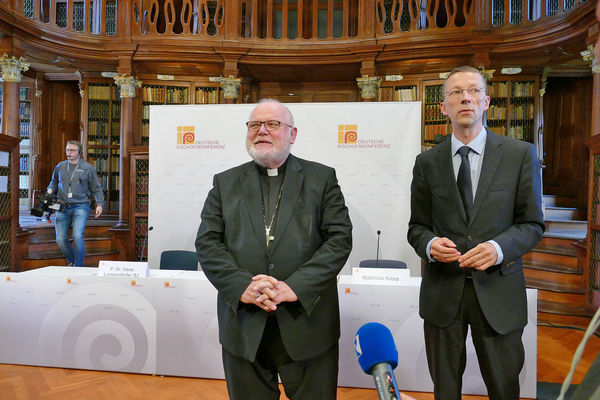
[376,230,381,266]
[355,322,400,400]
[140,226,153,262]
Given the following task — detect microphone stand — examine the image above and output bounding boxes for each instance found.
[140,226,153,262]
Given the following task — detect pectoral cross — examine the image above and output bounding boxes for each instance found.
[265,226,275,247]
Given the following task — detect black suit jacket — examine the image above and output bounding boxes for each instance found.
[408,129,544,334]
[196,154,352,362]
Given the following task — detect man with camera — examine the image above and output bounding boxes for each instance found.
[47,140,104,267]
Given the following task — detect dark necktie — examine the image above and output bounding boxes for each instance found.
[457,146,473,221]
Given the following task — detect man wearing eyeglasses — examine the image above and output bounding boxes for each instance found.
[196,99,352,400]
[407,66,544,399]
[47,140,104,266]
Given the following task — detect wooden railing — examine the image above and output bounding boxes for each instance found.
[0,0,592,41]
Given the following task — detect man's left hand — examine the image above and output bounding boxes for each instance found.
[458,242,498,271]
[95,205,103,218]
[273,281,298,303]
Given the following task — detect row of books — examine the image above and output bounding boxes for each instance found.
[142,86,189,103]
[488,105,507,120]
[135,196,148,213]
[423,123,450,142]
[196,87,221,104]
[488,82,510,97]
[424,85,444,104]
[511,82,535,97]
[20,121,30,136]
[89,85,119,100]
[88,102,111,119]
[508,125,532,141]
[97,174,120,191]
[88,136,120,146]
[19,103,31,119]
[379,86,417,102]
[19,88,29,101]
[424,104,447,120]
[89,156,120,172]
[19,154,29,172]
[511,103,535,119]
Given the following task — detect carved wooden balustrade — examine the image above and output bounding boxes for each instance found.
[0,0,592,42]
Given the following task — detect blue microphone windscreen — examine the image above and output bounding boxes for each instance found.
[354,322,398,374]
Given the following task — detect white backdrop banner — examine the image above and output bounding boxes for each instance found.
[149,102,422,275]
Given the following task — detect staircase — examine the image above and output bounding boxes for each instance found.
[524,195,594,327]
[20,215,121,270]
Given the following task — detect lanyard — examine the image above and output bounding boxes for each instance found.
[67,161,80,191]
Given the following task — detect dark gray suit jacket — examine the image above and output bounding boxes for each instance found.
[196,154,352,362]
[408,129,544,334]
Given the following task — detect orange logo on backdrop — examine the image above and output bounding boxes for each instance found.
[177,126,195,144]
[338,124,357,144]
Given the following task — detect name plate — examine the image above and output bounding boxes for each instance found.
[351,267,410,284]
[98,260,150,278]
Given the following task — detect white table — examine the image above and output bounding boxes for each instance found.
[0,267,536,397]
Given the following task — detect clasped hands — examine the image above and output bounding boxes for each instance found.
[241,274,298,312]
[431,237,497,271]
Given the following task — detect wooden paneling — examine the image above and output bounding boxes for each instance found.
[258,81,358,102]
[543,77,592,209]
[45,82,81,187]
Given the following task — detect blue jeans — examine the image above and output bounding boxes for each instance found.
[55,203,90,266]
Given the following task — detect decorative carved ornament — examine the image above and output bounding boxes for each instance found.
[0,53,30,83]
[581,45,599,74]
[356,75,381,99]
[209,75,241,99]
[113,74,142,98]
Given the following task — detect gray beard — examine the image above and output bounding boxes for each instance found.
[247,145,290,168]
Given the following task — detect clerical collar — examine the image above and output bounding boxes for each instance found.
[255,157,289,176]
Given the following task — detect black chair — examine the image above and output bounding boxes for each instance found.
[159,250,199,270]
[359,259,407,269]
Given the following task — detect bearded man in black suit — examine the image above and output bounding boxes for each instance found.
[196,99,352,400]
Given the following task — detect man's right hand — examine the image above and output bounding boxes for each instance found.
[430,237,462,263]
[240,275,278,312]
[47,189,52,194]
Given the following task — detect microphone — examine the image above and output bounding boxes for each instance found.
[355,322,400,400]
[376,230,381,266]
[140,226,153,262]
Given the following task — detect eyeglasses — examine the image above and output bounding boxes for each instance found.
[246,120,292,132]
[444,87,485,98]
[65,149,79,153]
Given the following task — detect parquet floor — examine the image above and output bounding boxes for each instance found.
[0,325,598,400]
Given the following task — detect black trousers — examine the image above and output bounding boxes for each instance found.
[222,317,339,400]
[424,278,525,400]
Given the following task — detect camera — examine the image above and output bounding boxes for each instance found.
[31,193,63,217]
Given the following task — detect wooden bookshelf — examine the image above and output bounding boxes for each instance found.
[85,81,121,213]
[140,83,190,146]
[195,85,223,104]
[423,81,451,146]
[129,148,149,261]
[378,84,418,102]
[19,85,32,207]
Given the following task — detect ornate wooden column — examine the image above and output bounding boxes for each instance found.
[0,54,29,138]
[582,44,600,136]
[356,75,381,102]
[113,74,141,229]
